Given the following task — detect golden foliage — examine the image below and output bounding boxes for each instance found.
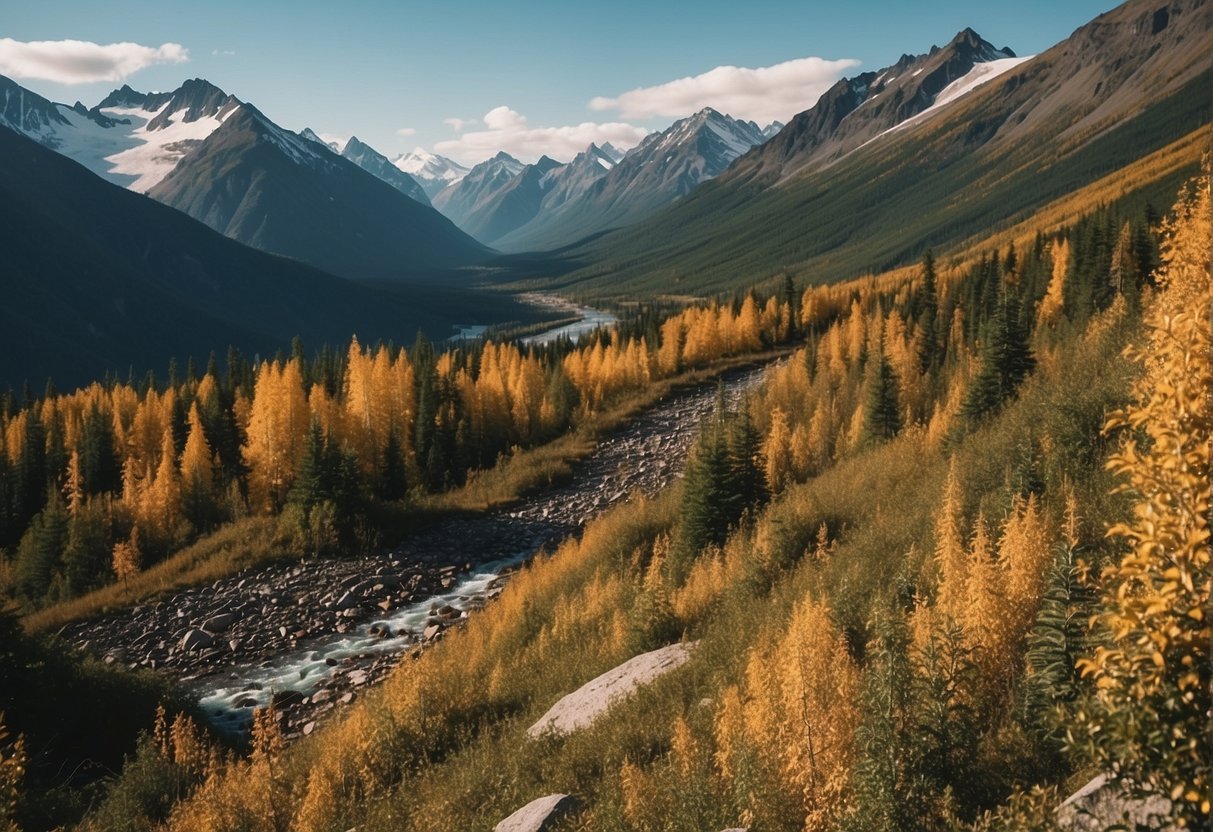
[1077,172,1211,825]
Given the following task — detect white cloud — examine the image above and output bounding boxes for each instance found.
[589,55,860,126]
[0,38,189,85]
[211,48,236,57]
[396,127,417,137]
[443,117,477,131]
[435,105,649,165]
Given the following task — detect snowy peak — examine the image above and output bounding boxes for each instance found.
[119,78,241,132]
[393,148,469,198]
[732,27,1026,180]
[762,121,785,139]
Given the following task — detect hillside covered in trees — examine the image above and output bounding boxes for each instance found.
[2,152,1205,829]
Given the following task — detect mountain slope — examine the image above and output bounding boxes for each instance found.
[455,155,562,244]
[337,135,431,205]
[495,108,768,252]
[0,126,523,389]
[147,105,488,282]
[1,76,240,191]
[535,0,1211,297]
[431,151,526,231]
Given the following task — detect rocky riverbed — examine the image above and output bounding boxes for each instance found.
[60,363,771,739]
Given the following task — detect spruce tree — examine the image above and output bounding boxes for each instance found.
[959,277,1035,428]
[862,345,902,445]
[917,250,939,372]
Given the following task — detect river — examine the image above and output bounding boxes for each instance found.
[63,362,772,738]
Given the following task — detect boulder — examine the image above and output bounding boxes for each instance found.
[528,642,697,738]
[494,794,580,832]
[202,612,239,633]
[179,629,216,652]
[1057,774,1173,831]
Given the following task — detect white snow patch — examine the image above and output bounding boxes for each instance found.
[99,103,231,191]
[861,55,1033,149]
[887,56,1031,136]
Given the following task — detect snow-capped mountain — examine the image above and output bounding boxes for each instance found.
[145,101,486,281]
[393,149,470,199]
[302,131,430,205]
[735,28,1024,181]
[0,76,240,192]
[494,107,768,251]
[431,151,526,229]
[761,121,785,139]
[0,74,484,280]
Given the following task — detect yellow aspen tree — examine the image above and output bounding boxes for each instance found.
[736,295,763,353]
[657,316,684,376]
[933,459,968,619]
[1037,238,1069,329]
[179,404,213,494]
[763,407,792,494]
[342,337,376,471]
[112,527,141,583]
[958,513,999,664]
[996,494,1053,660]
[1077,174,1210,824]
[148,425,182,539]
[775,596,859,829]
[64,449,84,516]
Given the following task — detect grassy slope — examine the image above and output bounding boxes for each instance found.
[121,286,1137,831]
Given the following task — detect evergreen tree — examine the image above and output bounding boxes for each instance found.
[959,277,1035,428]
[727,401,767,510]
[377,428,407,501]
[917,250,939,372]
[674,419,738,581]
[79,403,120,496]
[14,489,69,602]
[862,345,902,445]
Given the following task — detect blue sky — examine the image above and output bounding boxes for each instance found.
[3,0,1117,164]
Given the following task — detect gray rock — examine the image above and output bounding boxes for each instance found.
[528,642,697,738]
[202,612,239,633]
[1057,773,1173,831]
[423,624,442,641]
[180,629,216,652]
[494,794,580,832]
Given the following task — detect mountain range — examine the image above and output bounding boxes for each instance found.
[0,0,1207,385]
[0,123,537,390]
[1,76,487,282]
[527,0,1210,297]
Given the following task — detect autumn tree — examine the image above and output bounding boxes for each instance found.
[1074,173,1210,827]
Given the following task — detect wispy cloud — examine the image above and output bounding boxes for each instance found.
[396,127,417,137]
[211,48,236,57]
[435,105,649,165]
[443,117,477,131]
[589,55,860,125]
[0,38,189,85]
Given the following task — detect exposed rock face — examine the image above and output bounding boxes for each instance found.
[1057,774,1173,831]
[494,794,580,832]
[527,641,698,738]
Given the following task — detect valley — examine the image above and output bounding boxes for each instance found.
[0,1,1208,829]
[59,363,769,740]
